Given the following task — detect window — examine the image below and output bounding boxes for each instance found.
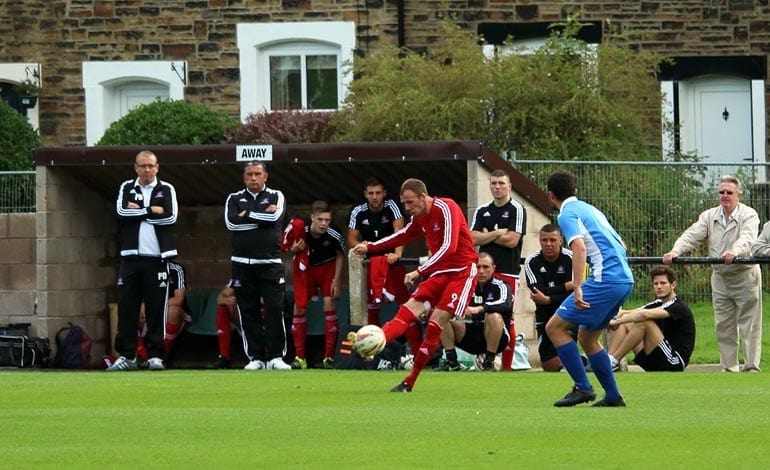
[268,52,338,110]
[0,62,41,129]
[82,61,186,145]
[237,22,355,119]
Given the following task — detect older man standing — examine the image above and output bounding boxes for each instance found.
[108,150,178,372]
[663,175,762,372]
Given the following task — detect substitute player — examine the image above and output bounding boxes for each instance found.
[283,200,345,369]
[523,224,576,372]
[438,252,512,371]
[469,169,526,371]
[607,265,696,372]
[347,176,422,355]
[352,178,478,392]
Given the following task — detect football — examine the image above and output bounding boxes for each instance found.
[354,324,387,359]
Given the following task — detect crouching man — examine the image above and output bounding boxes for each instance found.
[438,252,513,371]
[607,265,696,372]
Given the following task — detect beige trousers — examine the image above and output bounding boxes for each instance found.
[711,267,762,371]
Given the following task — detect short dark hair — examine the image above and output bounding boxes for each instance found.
[490,169,510,180]
[364,176,386,190]
[650,265,676,283]
[547,170,577,201]
[311,200,331,215]
[478,251,496,265]
[540,223,561,234]
[243,161,267,172]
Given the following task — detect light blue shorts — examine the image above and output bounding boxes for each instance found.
[556,280,634,331]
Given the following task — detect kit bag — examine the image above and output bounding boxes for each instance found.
[0,335,51,368]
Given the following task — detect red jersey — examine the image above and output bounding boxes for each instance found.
[367,197,478,278]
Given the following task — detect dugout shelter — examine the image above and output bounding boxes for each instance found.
[32,141,552,362]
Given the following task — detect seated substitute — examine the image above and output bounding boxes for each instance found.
[210,283,242,369]
[523,224,577,372]
[607,265,696,372]
[438,252,513,371]
[282,200,345,369]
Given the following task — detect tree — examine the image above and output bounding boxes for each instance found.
[0,99,39,171]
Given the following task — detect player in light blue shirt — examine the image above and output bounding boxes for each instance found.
[545,170,634,407]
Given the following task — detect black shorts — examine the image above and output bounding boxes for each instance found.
[633,339,686,372]
[536,323,578,363]
[457,322,509,355]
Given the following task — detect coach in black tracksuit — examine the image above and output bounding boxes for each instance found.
[113,150,178,370]
[225,161,291,370]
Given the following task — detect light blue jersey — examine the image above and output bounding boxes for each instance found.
[557,196,633,284]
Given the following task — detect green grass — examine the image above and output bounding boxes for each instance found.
[2,370,770,468]
[684,295,770,365]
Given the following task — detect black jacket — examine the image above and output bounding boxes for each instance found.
[116,178,178,259]
[226,186,286,264]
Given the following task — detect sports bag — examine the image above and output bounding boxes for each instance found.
[53,323,92,369]
[0,335,51,368]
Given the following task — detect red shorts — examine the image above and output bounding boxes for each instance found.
[412,264,478,319]
[293,262,336,309]
[367,263,410,304]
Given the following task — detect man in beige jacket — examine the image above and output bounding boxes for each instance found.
[662,175,761,372]
[751,221,770,258]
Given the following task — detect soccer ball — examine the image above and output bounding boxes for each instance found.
[354,324,387,358]
[400,354,414,371]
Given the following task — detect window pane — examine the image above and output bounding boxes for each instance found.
[306,55,338,109]
[270,56,301,110]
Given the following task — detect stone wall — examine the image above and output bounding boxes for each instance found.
[35,167,116,355]
[0,213,37,330]
[0,1,768,147]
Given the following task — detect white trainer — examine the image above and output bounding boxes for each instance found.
[244,360,266,370]
[147,357,165,371]
[266,357,292,370]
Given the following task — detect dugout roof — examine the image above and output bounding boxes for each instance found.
[33,141,551,213]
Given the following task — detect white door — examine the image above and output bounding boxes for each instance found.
[679,76,753,163]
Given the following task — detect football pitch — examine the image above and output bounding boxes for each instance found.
[2,369,769,469]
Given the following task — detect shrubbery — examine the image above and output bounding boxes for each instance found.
[224,110,338,144]
[0,99,39,171]
[97,99,239,146]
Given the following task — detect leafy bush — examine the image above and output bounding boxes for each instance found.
[97,99,239,145]
[225,110,338,144]
[0,99,39,171]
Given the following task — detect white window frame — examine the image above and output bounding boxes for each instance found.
[237,21,356,121]
[0,62,41,129]
[82,61,186,145]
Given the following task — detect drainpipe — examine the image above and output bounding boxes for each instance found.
[397,0,405,48]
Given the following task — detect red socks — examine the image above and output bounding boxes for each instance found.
[292,314,307,359]
[405,320,442,387]
[500,322,517,372]
[164,322,180,353]
[404,322,422,355]
[382,306,417,342]
[324,310,338,359]
[215,305,232,360]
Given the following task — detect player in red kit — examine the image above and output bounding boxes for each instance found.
[352,178,478,392]
[283,200,345,369]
